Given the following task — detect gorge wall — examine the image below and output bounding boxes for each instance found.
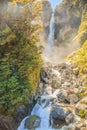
[42,0,87,64]
[54,0,82,45]
[42,0,86,45]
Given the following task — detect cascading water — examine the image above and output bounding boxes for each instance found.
[17,67,80,130]
[17,89,60,130]
[43,11,55,61]
[32,103,53,130]
[17,68,62,130]
[17,9,56,130]
[48,12,54,47]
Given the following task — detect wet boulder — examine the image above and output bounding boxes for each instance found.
[14,104,32,122]
[52,79,61,89]
[57,90,68,103]
[50,104,74,128]
[25,115,41,130]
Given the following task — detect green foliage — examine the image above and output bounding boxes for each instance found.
[78,110,87,118]
[67,40,87,74]
[71,2,87,44]
[0,0,42,115]
[77,6,87,44]
[67,40,87,97]
[0,43,42,114]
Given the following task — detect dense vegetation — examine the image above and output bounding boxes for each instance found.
[0,0,42,115]
[76,4,87,44]
[67,1,87,76]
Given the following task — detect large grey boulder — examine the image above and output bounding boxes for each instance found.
[50,104,74,128]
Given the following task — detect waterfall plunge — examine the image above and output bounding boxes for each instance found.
[48,12,54,47]
[43,12,55,62]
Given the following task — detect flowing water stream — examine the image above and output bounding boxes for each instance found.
[48,12,54,47]
[17,69,61,130]
[17,90,60,130]
[18,68,80,130]
[43,10,55,62]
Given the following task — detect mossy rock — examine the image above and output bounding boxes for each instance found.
[25,115,41,130]
[78,110,87,118]
[75,97,87,118]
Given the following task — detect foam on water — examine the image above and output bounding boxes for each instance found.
[18,116,29,130]
[18,102,54,130]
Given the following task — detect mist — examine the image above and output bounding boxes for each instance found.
[42,40,80,65]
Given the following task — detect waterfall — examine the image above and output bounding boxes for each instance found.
[43,11,55,62]
[32,103,53,130]
[17,90,80,130]
[46,11,54,51]
[48,12,54,47]
[17,95,55,130]
[17,82,61,130]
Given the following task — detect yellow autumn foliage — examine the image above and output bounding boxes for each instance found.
[67,40,87,74]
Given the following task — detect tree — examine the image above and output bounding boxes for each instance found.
[0,0,43,114]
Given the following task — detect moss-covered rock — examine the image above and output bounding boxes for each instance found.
[25,115,41,130]
[75,97,87,118]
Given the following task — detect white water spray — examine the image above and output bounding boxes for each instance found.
[17,97,55,130]
[48,12,55,47]
[43,11,55,61]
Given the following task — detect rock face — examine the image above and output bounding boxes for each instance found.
[55,0,81,44]
[25,115,41,130]
[42,0,86,47]
[14,103,33,122]
[54,0,84,46]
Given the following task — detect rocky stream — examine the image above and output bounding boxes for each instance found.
[18,62,87,130]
